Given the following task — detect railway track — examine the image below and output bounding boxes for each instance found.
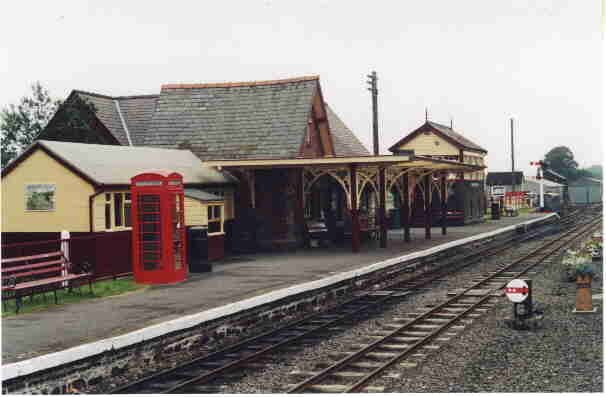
[286,216,601,393]
[111,208,599,394]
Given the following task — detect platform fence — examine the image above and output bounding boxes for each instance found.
[1,231,132,281]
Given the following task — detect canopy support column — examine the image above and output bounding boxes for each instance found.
[379,166,387,248]
[294,168,306,246]
[350,164,360,252]
[424,174,431,240]
[401,173,411,242]
[441,174,447,235]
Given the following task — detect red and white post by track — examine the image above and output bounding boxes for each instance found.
[530,161,545,210]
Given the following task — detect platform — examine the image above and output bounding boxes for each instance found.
[2,213,550,369]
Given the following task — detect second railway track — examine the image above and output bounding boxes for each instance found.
[111,207,601,394]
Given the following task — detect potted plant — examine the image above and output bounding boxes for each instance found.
[585,240,603,262]
[574,260,596,313]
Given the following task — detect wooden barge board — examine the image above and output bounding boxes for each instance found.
[2,213,558,380]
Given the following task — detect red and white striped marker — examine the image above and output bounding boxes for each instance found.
[504,279,529,303]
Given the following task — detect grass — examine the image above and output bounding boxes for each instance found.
[2,278,147,317]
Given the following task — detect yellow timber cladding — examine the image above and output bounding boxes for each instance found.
[92,190,234,232]
[395,132,486,181]
[2,147,235,233]
[1,149,95,232]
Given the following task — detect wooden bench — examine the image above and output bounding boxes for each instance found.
[1,251,93,313]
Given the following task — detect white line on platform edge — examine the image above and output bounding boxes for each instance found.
[2,213,557,380]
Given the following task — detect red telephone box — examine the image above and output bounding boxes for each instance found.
[131,172,187,284]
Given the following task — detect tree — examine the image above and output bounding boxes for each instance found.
[542,146,585,181]
[1,82,61,167]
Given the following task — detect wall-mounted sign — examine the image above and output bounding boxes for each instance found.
[491,185,505,197]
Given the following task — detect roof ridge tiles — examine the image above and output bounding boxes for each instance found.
[161,75,320,90]
[74,90,159,100]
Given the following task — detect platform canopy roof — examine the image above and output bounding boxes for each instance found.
[204,153,483,173]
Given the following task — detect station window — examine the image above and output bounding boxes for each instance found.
[104,192,132,230]
[105,194,111,230]
[207,204,223,234]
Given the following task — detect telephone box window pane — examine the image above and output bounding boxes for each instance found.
[142,223,160,233]
[142,233,160,242]
[142,213,160,222]
[142,242,160,251]
[114,193,123,227]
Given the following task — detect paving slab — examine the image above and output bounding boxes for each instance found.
[1,213,547,364]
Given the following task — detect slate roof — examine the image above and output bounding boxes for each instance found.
[486,171,524,186]
[426,121,487,152]
[56,77,369,161]
[142,76,319,160]
[73,91,158,146]
[184,188,224,202]
[389,120,487,154]
[325,104,370,156]
[4,140,236,186]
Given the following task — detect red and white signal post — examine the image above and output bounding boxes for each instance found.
[505,279,533,325]
[530,161,545,209]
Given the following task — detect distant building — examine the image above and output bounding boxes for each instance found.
[569,177,602,204]
[523,175,564,196]
[485,171,524,195]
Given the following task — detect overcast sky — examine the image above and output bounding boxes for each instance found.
[1,1,602,175]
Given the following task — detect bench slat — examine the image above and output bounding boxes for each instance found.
[6,266,65,279]
[1,251,62,264]
[1,259,65,274]
[13,274,90,290]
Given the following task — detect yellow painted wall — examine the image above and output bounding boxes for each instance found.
[396,132,460,156]
[202,187,235,220]
[184,197,206,226]
[184,197,225,234]
[462,150,486,180]
[1,149,95,232]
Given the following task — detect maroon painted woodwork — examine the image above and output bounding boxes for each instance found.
[350,165,360,252]
[208,234,225,261]
[402,173,411,242]
[424,174,431,240]
[379,167,387,248]
[441,175,447,235]
[131,172,187,284]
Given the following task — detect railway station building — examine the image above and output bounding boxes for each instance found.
[2,76,483,258]
[389,120,488,225]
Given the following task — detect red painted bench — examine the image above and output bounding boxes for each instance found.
[1,251,93,313]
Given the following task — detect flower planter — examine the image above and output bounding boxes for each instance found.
[574,274,595,313]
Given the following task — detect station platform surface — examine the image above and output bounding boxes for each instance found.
[2,213,547,364]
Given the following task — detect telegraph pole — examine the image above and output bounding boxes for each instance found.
[367,71,379,155]
[510,117,515,192]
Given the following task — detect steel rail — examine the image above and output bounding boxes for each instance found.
[156,219,571,394]
[286,216,600,393]
[345,216,601,393]
[111,210,590,394]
